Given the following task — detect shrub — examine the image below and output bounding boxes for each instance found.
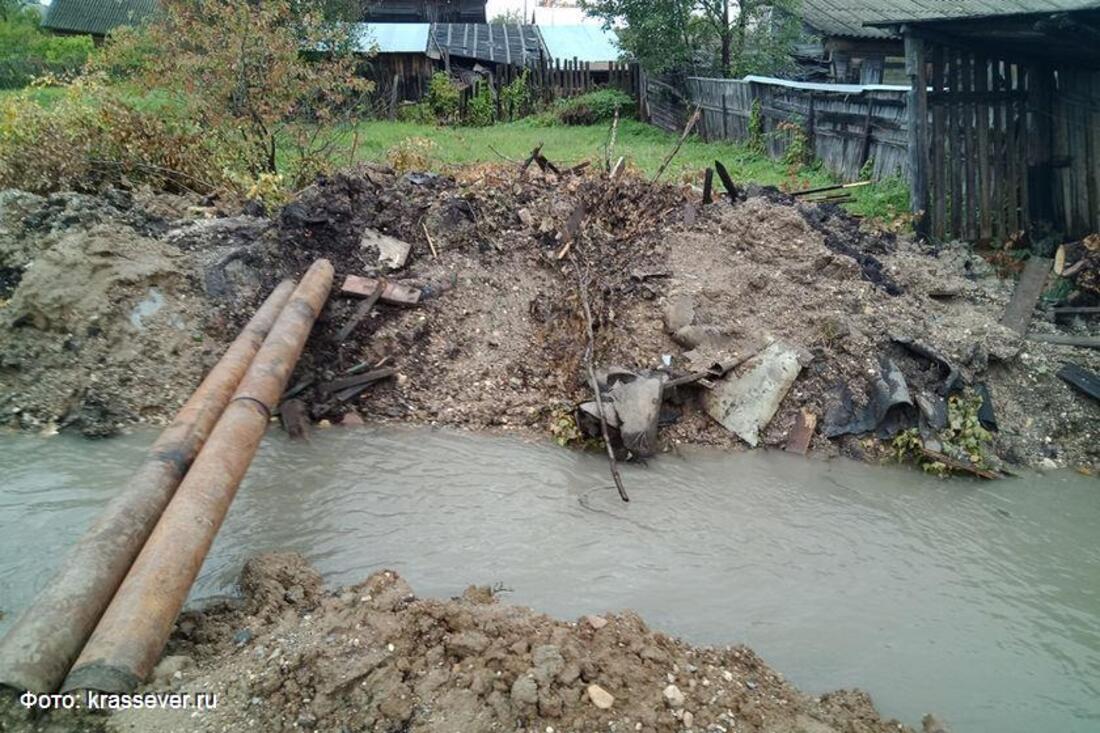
[385,137,436,172]
[554,89,633,126]
[0,7,93,88]
[425,72,460,123]
[465,84,495,127]
[0,79,224,194]
[500,68,532,121]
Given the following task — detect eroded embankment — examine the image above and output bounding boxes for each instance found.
[0,166,1096,471]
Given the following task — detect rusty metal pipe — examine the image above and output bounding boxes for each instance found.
[0,279,297,695]
[63,259,333,693]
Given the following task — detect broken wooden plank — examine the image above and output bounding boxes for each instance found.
[1028,334,1100,349]
[784,409,817,455]
[1058,363,1100,401]
[1000,257,1051,334]
[555,201,587,260]
[791,180,871,197]
[279,398,310,440]
[609,156,625,180]
[702,168,714,205]
[519,143,543,175]
[652,106,701,182]
[714,160,739,203]
[335,280,384,343]
[919,448,1001,480]
[360,228,411,270]
[342,275,421,306]
[318,367,398,399]
[1053,306,1100,316]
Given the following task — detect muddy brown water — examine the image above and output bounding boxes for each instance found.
[1,427,1097,732]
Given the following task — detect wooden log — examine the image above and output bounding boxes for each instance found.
[1058,363,1100,401]
[1000,257,1051,334]
[919,448,1001,480]
[702,168,714,204]
[785,410,817,455]
[714,160,739,203]
[279,398,310,440]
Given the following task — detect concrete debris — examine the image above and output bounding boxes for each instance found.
[586,683,615,709]
[703,341,808,447]
[360,228,412,270]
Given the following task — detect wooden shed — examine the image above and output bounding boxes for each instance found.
[875,1,1100,242]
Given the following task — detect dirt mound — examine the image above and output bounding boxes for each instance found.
[104,553,914,733]
[0,164,1095,469]
[0,217,210,436]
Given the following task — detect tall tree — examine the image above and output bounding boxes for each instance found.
[581,0,801,77]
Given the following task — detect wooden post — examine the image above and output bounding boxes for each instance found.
[905,32,930,236]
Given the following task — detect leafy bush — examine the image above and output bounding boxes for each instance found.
[0,79,224,194]
[385,137,436,172]
[500,69,532,121]
[465,84,495,127]
[554,89,633,126]
[0,6,93,88]
[425,72,460,124]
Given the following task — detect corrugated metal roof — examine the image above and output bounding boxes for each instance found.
[351,23,432,54]
[433,23,545,64]
[42,0,157,36]
[538,25,621,63]
[801,0,1100,39]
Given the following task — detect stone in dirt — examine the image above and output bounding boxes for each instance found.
[587,683,615,709]
[703,341,808,447]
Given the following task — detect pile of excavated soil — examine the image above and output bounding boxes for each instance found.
[0,165,1096,471]
[57,553,915,733]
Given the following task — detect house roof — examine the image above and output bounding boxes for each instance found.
[433,23,545,64]
[351,23,434,54]
[538,25,621,63]
[42,0,157,36]
[801,0,1100,39]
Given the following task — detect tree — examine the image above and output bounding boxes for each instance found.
[95,0,371,184]
[490,9,525,24]
[580,0,800,76]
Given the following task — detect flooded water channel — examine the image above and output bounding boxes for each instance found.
[0,426,1097,732]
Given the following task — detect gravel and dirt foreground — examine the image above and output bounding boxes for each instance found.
[2,553,932,733]
[0,162,1096,470]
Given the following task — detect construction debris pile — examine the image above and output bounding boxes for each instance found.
[83,552,918,733]
[0,161,1097,472]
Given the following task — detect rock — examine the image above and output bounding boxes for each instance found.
[517,208,534,227]
[232,628,254,646]
[585,614,608,630]
[682,710,694,728]
[663,684,685,707]
[922,714,952,733]
[587,684,614,710]
[663,294,696,333]
[511,675,539,706]
[152,655,193,684]
[360,228,411,270]
[533,644,565,679]
[341,411,365,426]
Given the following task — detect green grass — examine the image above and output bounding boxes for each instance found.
[335,117,910,223]
[2,84,910,223]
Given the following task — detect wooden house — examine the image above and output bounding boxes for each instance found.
[871,1,1100,241]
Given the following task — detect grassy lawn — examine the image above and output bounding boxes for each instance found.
[339,118,909,221]
[2,85,909,222]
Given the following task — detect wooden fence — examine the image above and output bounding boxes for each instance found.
[456,59,642,123]
[907,37,1100,241]
[643,74,910,182]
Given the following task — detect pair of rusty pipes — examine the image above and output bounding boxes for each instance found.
[63,259,333,693]
[0,278,296,695]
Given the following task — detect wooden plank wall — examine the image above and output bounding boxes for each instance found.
[676,76,908,181]
[921,43,1100,242]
